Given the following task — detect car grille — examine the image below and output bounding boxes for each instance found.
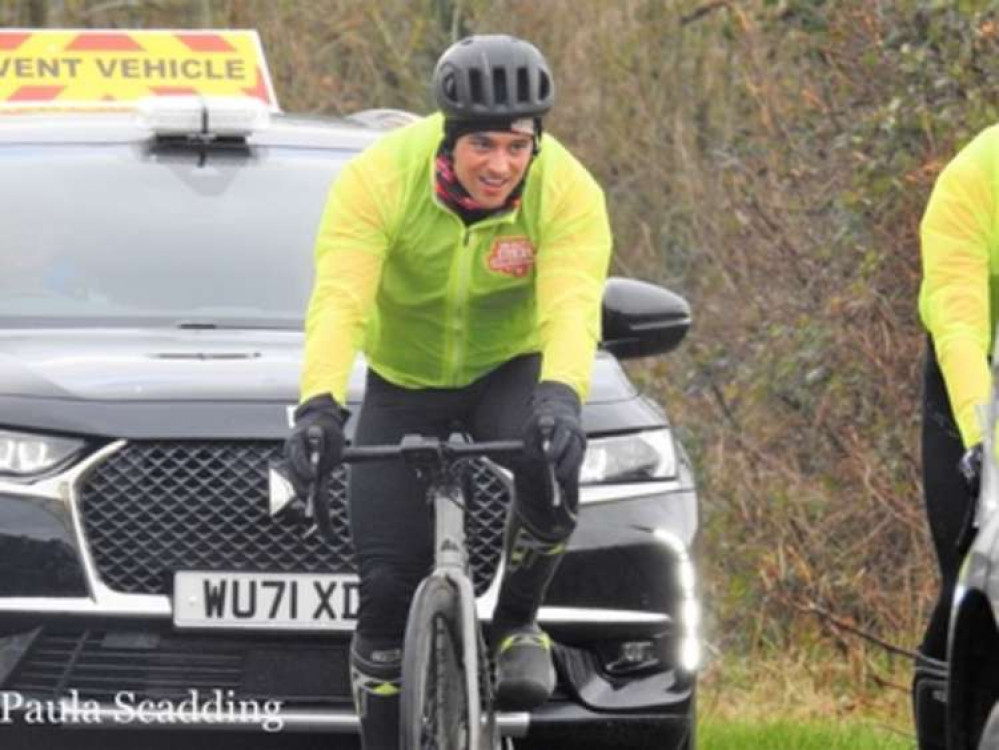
[78,441,511,597]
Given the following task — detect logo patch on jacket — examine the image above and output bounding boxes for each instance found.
[487,236,535,278]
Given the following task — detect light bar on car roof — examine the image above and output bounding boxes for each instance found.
[136,95,270,138]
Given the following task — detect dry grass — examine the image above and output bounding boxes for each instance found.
[700,646,911,726]
[698,646,916,747]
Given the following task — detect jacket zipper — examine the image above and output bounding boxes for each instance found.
[447,228,474,384]
[432,191,517,386]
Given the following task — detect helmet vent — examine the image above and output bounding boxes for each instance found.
[539,72,551,101]
[442,72,458,104]
[469,68,484,106]
[516,67,530,103]
[492,67,508,106]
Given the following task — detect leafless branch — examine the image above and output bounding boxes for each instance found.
[798,601,920,660]
[681,1,730,26]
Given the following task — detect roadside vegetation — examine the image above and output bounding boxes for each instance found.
[7,0,999,742]
[700,721,910,750]
[698,641,914,744]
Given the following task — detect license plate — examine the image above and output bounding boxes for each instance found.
[173,571,359,631]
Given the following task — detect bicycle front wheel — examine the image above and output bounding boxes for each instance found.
[401,575,470,750]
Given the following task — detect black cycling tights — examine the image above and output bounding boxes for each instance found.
[347,354,578,643]
[919,339,974,660]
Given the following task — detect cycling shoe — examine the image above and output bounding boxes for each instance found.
[494,623,555,711]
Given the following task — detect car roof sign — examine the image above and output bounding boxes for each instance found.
[0,29,279,112]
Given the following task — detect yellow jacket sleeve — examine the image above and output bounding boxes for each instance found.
[300,156,393,405]
[536,158,613,400]
[919,130,995,447]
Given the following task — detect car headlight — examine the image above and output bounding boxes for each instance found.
[0,430,85,478]
[579,429,678,484]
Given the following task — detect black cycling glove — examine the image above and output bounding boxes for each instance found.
[959,442,984,499]
[956,442,984,556]
[523,381,586,484]
[284,393,348,498]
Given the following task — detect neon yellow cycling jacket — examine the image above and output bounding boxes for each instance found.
[919,124,999,447]
[300,113,613,405]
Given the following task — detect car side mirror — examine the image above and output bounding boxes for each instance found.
[601,277,692,359]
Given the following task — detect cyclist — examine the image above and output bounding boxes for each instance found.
[914,124,999,749]
[283,35,612,750]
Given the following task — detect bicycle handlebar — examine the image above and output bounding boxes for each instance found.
[308,415,554,465]
[339,435,526,465]
[337,414,562,465]
[302,421,562,543]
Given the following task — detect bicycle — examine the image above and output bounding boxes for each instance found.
[304,426,559,750]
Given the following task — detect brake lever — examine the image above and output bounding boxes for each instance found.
[305,425,324,522]
[536,415,562,509]
[305,425,339,544]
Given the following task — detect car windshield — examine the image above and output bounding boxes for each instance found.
[0,141,354,329]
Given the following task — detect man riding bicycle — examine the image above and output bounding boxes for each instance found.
[915,123,999,749]
[283,35,612,750]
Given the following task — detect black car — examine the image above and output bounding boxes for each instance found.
[0,99,700,749]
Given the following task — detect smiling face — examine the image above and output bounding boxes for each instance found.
[452,131,534,209]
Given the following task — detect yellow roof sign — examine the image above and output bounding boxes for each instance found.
[0,29,279,110]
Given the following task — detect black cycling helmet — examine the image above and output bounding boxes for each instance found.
[433,35,555,122]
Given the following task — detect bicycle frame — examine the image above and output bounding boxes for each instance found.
[305,431,554,750]
[427,472,489,750]
[305,433,524,749]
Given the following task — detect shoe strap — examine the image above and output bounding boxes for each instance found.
[499,630,552,654]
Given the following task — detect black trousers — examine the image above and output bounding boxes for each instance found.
[919,338,974,660]
[348,354,578,643]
